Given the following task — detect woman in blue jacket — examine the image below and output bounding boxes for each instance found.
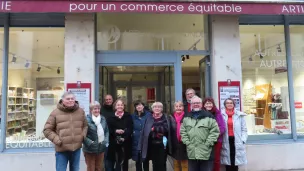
[131,100,151,171]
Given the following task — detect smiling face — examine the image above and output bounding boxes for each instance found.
[92,107,100,117]
[186,90,195,101]
[62,94,75,107]
[104,95,113,106]
[115,100,124,112]
[174,102,184,114]
[191,97,202,111]
[136,103,144,113]
[204,101,213,111]
[225,99,235,110]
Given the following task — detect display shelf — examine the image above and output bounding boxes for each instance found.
[6,87,36,136]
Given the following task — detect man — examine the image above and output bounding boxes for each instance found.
[101,94,114,171]
[180,96,220,171]
[43,92,88,171]
[184,88,196,113]
[101,94,114,119]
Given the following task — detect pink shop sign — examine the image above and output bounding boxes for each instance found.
[1,1,304,14]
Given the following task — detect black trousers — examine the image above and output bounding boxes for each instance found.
[225,136,238,171]
[147,143,167,171]
[135,160,149,171]
[188,160,213,171]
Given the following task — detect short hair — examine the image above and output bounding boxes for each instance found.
[185,88,196,95]
[113,98,125,110]
[224,98,236,107]
[104,94,113,100]
[191,96,202,103]
[89,101,101,112]
[62,91,75,99]
[151,102,163,109]
[174,101,184,107]
[134,100,145,108]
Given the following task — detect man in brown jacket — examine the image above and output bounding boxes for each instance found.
[43,91,88,171]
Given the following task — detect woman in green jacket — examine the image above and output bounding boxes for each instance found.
[83,101,109,171]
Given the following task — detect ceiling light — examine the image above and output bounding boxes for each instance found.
[186,55,190,59]
[249,56,253,61]
[57,67,60,74]
[11,55,17,63]
[260,53,264,59]
[182,56,185,62]
[37,65,41,72]
[24,61,30,68]
[277,44,282,52]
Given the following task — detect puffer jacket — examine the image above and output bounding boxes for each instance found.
[221,109,248,166]
[43,100,88,152]
[180,110,220,160]
[83,114,109,154]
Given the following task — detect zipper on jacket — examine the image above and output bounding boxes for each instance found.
[70,113,74,151]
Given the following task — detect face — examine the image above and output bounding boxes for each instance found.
[191,98,202,111]
[174,103,184,114]
[104,95,113,106]
[136,104,144,112]
[62,94,75,107]
[225,100,235,110]
[204,101,213,111]
[115,100,124,112]
[186,90,195,100]
[92,107,100,117]
[152,105,162,114]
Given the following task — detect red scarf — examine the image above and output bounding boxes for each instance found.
[115,111,124,119]
[226,109,234,136]
[174,111,185,142]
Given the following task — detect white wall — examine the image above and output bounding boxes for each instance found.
[64,13,95,101]
[210,15,242,106]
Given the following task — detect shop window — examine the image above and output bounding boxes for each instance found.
[6,28,64,149]
[290,25,304,136]
[97,13,206,51]
[240,25,291,136]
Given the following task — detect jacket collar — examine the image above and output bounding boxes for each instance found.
[87,114,105,123]
[222,109,246,117]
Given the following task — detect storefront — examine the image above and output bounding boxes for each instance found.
[0,0,304,170]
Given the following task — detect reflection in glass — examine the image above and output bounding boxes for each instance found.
[6,28,64,149]
[97,13,206,51]
[240,25,291,136]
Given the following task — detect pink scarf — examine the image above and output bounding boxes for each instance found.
[115,111,124,119]
[174,111,184,142]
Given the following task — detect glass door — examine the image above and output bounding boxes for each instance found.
[199,55,211,99]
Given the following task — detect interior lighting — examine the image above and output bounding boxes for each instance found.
[186,55,190,59]
[11,55,17,63]
[181,56,185,62]
[37,64,41,72]
[57,67,60,74]
[277,44,282,52]
[24,61,30,68]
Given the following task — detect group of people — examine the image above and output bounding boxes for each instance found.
[43,88,248,171]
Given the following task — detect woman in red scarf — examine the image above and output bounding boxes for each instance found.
[169,101,188,171]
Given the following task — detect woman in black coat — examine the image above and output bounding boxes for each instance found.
[138,101,172,171]
[106,99,133,171]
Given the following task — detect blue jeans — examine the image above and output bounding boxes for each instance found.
[104,147,111,171]
[55,148,81,171]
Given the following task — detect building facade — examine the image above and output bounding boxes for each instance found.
[0,0,304,170]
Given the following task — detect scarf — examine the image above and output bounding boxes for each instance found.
[92,115,104,143]
[115,111,124,119]
[174,111,184,142]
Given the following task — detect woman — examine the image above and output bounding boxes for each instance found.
[168,101,188,171]
[221,98,248,171]
[138,102,172,171]
[202,97,226,171]
[83,101,109,171]
[106,99,133,171]
[131,100,151,171]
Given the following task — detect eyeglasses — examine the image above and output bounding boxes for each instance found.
[191,102,201,105]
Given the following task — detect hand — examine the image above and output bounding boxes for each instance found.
[120,138,125,142]
[116,129,124,134]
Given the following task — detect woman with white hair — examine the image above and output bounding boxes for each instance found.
[138,102,172,171]
[83,101,109,171]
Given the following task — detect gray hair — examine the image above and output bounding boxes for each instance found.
[151,102,163,109]
[89,101,101,111]
[185,88,196,95]
[191,96,202,103]
[62,91,76,99]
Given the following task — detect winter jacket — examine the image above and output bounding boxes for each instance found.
[138,114,172,160]
[101,104,114,120]
[83,114,109,154]
[43,100,88,152]
[169,115,188,160]
[221,109,248,166]
[180,110,219,160]
[106,112,133,161]
[214,109,226,142]
[131,110,151,161]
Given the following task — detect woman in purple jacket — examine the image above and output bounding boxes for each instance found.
[202,97,226,171]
